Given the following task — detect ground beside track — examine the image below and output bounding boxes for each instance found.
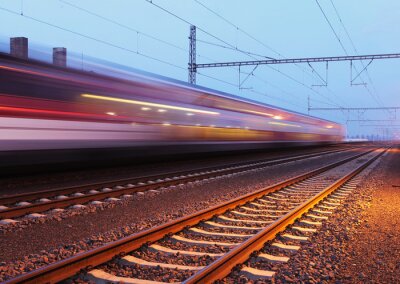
[268,146,399,284]
[0,149,364,281]
[0,145,345,197]
[336,147,400,283]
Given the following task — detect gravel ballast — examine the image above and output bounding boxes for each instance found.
[0,148,376,281]
[223,147,399,283]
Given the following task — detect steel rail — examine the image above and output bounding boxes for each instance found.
[3,148,376,284]
[185,148,386,283]
[0,146,357,219]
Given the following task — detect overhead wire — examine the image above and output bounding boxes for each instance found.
[328,0,385,107]
[61,1,259,92]
[0,6,188,73]
[192,0,281,57]
[59,0,270,101]
[146,0,344,107]
[315,0,384,109]
[248,72,338,107]
[192,0,344,92]
[59,0,188,53]
[144,0,340,109]
[315,0,348,54]
[1,1,347,112]
[197,39,273,59]
[191,0,348,107]
[1,4,250,101]
[60,0,241,76]
[144,0,268,61]
[197,71,238,87]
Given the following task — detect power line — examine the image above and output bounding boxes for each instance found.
[265,64,341,107]
[197,39,273,59]
[0,6,186,72]
[144,0,266,61]
[250,73,339,107]
[189,0,346,107]
[192,0,281,57]
[249,89,304,109]
[198,69,311,109]
[59,0,188,53]
[315,0,385,108]
[60,0,247,78]
[328,0,385,106]
[197,71,237,87]
[3,1,347,111]
[193,0,332,83]
[315,0,348,55]
[193,0,333,86]
[0,4,314,109]
[60,0,276,87]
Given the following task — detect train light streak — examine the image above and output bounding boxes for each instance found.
[244,110,274,117]
[105,112,116,116]
[81,94,220,115]
[268,121,301,128]
[273,115,283,120]
[157,109,167,113]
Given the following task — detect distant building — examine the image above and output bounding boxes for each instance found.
[10,37,28,59]
[53,47,67,67]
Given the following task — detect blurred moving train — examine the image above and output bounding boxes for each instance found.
[0,52,344,166]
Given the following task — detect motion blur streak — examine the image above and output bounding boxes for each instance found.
[268,121,302,128]
[0,105,120,119]
[81,93,220,115]
[0,52,344,154]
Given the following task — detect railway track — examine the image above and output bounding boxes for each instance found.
[0,146,359,221]
[3,147,385,283]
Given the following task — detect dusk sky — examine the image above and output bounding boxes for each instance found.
[1,0,399,137]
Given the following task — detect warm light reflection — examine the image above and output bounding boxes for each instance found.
[326,125,333,128]
[157,109,167,113]
[105,112,116,116]
[141,107,151,111]
[245,110,274,117]
[162,122,171,126]
[81,94,220,115]
[273,115,283,120]
[268,121,301,128]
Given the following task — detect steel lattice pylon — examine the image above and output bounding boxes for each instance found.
[188,25,196,84]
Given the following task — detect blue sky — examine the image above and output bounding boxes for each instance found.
[1,0,399,137]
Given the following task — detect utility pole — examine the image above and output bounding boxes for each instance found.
[188,25,196,84]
